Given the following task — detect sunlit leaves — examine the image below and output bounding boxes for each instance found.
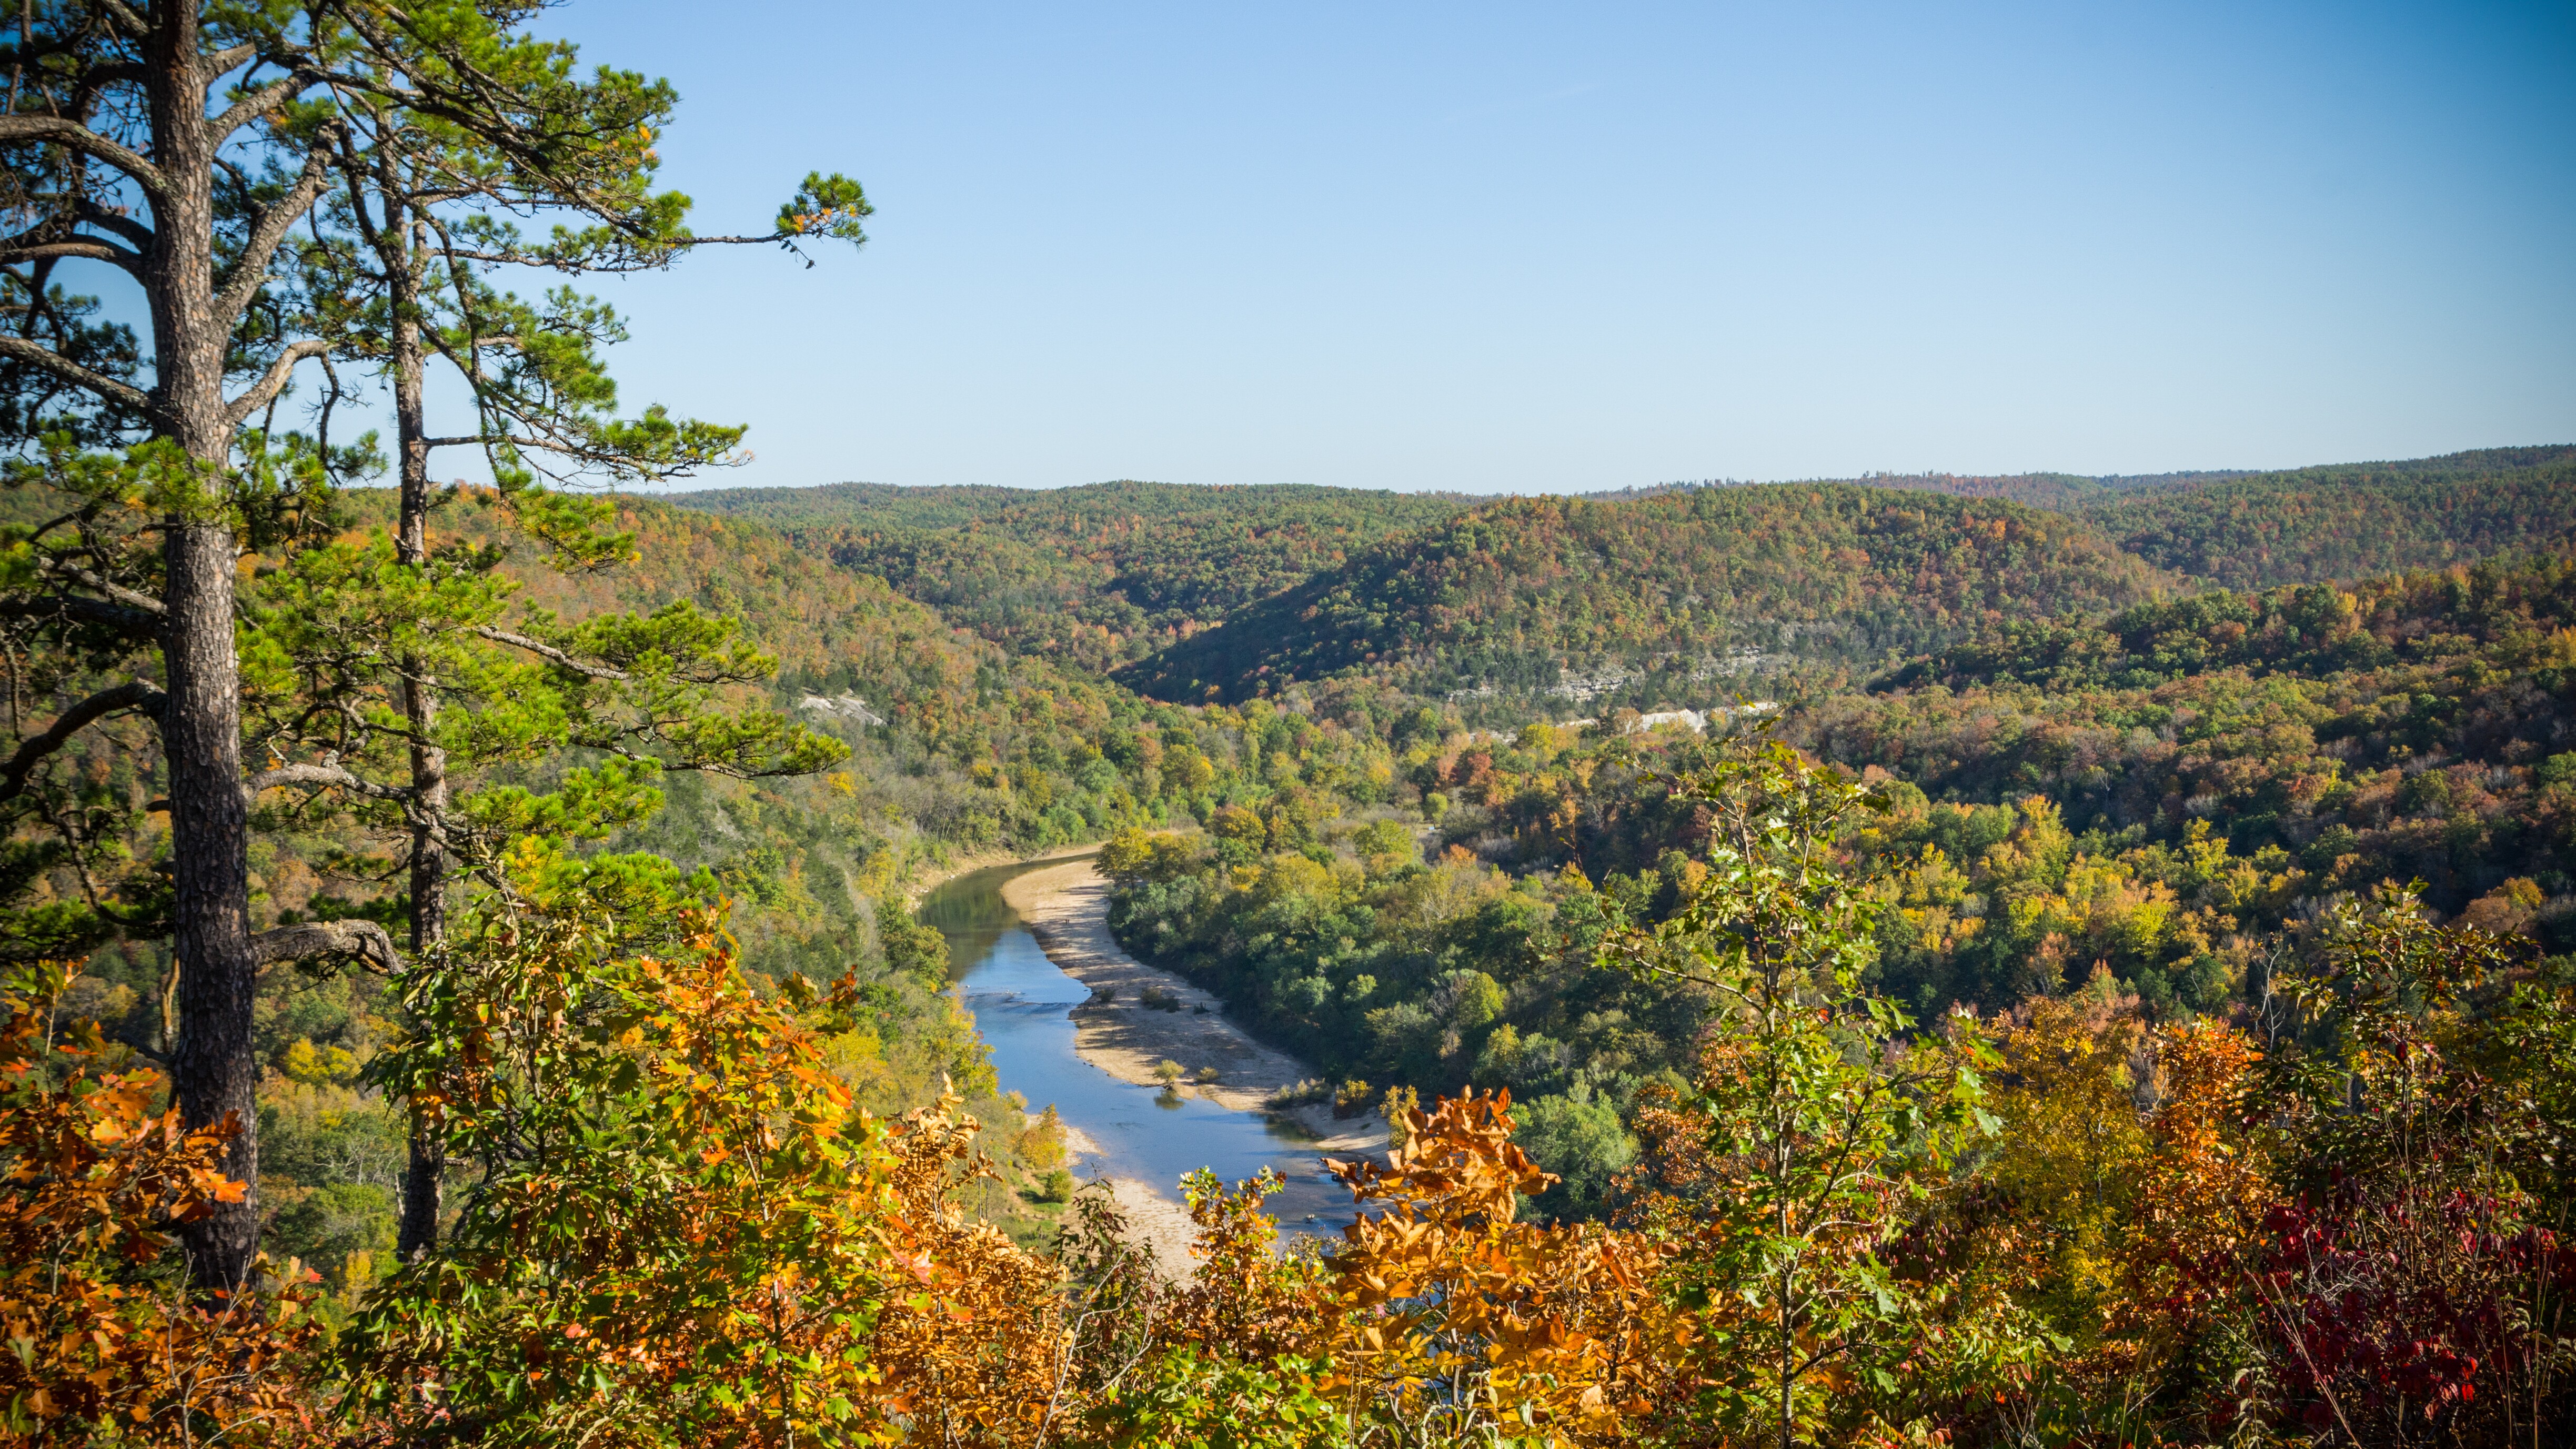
[0,961,317,1443]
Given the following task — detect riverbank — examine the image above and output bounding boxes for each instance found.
[999,854,1387,1158]
[1054,1122,1202,1269]
[905,841,1096,908]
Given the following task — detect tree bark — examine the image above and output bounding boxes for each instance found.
[144,7,262,1296]
[163,522,258,1293]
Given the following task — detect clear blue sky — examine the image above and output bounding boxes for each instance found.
[525,1,2572,494]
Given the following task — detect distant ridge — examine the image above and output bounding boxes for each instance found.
[1589,469,2251,510]
[1119,485,2175,706]
[2082,445,2576,589]
[672,477,1486,530]
[1582,446,2576,588]
[667,479,1477,673]
[661,446,2576,707]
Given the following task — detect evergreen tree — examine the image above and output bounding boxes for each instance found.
[273,19,860,1256]
[0,0,861,1293]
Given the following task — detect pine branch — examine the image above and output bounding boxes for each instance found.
[245,760,411,803]
[0,679,163,804]
[0,115,171,201]
[0,334,153,415]
[223,338,331,428]
[35,558,165,620]
[472,625,628,680]
[0,239,143,278]
[206,66,322,144]
[215,138,336,324]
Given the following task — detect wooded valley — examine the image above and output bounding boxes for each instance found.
[2,4,2572,1445]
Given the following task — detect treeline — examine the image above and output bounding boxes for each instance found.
[670,448,2576,720]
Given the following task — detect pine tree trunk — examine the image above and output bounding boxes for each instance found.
[164,524,257,1291]
[144,6,261,1296]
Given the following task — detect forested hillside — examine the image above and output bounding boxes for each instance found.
[667,447,2576,710]
[2080,444,2576,588]
[1095,551,2576,1256]
[1827,555,2576,913]
[673,478,1472,671]
[289,490,1435,999]
[300,490,1175,976]
[1120,485,2174,706]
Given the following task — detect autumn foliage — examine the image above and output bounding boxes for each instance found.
[1,962,315,1445]
[11,744,2576,1445]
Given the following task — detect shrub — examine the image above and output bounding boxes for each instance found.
[1267,1078,1332,1109]
[1379,1084,1421,1148]
[1511,1083,1637,1220]
[1038,1170,1076,1204]
[1332,1079,1374,1119]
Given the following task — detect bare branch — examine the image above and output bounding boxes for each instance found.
[473,625,628,681]
[201,41,261,77]
[250,919,399,975]
[0,593,161,637]
[0,334,153,415]
[207,67,318,142]
[0,116,170,200]
[222,338,330,428]
[0,207,145,257]
[246,759,410,803]
[429,234,801,275]
[94,0,149,37]
[0,680,162,804]
[36,558,165,619]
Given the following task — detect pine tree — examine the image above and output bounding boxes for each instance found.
[0,0,862,1293]
[270,22,860,1257]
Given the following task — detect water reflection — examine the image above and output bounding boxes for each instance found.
[922,857,1357,1240]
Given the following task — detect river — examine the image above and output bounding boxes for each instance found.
[920,856,1359,1243]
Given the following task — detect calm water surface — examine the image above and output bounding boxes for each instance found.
[921,858,1356,1239]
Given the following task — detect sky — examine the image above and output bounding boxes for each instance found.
[484,3,2574,492]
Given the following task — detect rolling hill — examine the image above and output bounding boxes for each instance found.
[2075,445,2576,589]
[1116,485,2178,708]
[1664,448,2576,589]
[668,478,1476,671]
[661,447,2576,709]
